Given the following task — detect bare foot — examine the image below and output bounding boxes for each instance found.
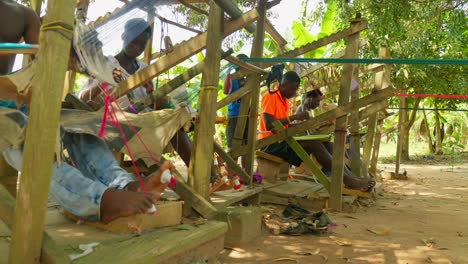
[346,177,375,192]
[100,188,156,224]
[144,161,175,195]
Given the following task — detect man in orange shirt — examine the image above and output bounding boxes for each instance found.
[259,71,374,192]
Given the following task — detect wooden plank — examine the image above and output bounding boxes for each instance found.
[73,221,227,264]
[0,48,38,55]
[211,185,263,208]
[189,1,223,199]
[143,8,155,65]
[113,8,259,97]
[64,93,94,111]
[213,143,251,183]
[131,49,232,112]
[8,0,75,263]
[0,182,70,264]
[230,91,251,151]
[272,121,330,192]
[62,71,76,100]
[230,87,396,158]
[224,55,267,74]
[172,169,218,219]
[349,57,361,177]
[329,20,361,211]
[370,47,391,177]
[231,20,369,80]
[216,84,251,109]
[243,0,267,182]
[265,20,288,48]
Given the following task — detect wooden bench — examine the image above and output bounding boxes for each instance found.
[255,151,289,183]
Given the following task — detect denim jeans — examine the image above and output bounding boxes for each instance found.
[2,133,135,221]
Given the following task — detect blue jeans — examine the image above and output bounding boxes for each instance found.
[2,133,135,221]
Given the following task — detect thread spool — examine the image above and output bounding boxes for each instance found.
[147,204,157,214]
[233,177,242,190]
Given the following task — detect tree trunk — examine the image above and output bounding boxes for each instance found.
[399,95,410,161]
[422,109,434,153]
[434,107,443,154]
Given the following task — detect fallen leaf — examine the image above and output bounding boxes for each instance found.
[367,228,391,236]
[296,248,320,255]
[421,238,436,248]
[273,257,299,263]
[329,236,352,246]
[319,254,328,263]
[343,215,358,219]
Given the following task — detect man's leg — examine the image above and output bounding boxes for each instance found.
[63,133,134,189]
[170,128,217,183]
[298,140,374,191]
[2,143,155,223]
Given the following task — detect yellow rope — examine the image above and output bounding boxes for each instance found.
[200,85,218,91]
[41,20,74,38]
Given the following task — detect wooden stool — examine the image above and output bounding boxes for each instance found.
[255,151,289,183]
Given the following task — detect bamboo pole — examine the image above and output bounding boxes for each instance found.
[329,20,361,211]
[188,0,223,199]
[8,0,75,263]
[143,7,155,65]
[244,0,267,181]
[348,62,361,177]
[362,47,388,169]
[369,47,391,176]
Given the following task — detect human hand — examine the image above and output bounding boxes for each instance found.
[293,111,310,121]
[112,68,124,83]
[142,81,154,94]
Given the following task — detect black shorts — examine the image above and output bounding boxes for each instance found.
[261,141,302,167]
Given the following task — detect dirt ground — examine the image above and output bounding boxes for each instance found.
[217,163,468,264]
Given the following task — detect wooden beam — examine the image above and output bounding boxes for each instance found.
[265,20,288,49]
[213,143,251,183]
[371,47,391,177]
[0,184,70,264]
[172,170,218,218]
[143,7,155,65]
[232,20,368,80]
[8,0,75,263]
[188,0,223,199]
[272,121,331,191]
[230,87,395,158]
[113,8,259,97]
[216,84,251,109]
[299,40,367,78]
[214,0,287,49]
[132,49,233,112]
[329,20,361,211]
[349,59,361,177]
[224,55,267,74]
[179,0,209,16]
[0,47,38,55]
[243,0,267,181]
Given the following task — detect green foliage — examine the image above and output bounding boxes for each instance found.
[292,0,338,58]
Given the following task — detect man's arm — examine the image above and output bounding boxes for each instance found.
[223,74,232,95]
[23,7,41,45]
[262,111,309,131]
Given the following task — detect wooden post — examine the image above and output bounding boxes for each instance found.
[329,20,361,211]
[62,70,76,100]
[362,47,388,170]
[348,61,361,177]
[143,7,155,65]
[8,0,75,263]
[395,93,406,176]
[369,113,384,177]
[188,1,223,199]
[369,47,391,177]
[243,0,267,181]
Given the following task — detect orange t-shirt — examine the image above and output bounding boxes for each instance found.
[258,91,289,140]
